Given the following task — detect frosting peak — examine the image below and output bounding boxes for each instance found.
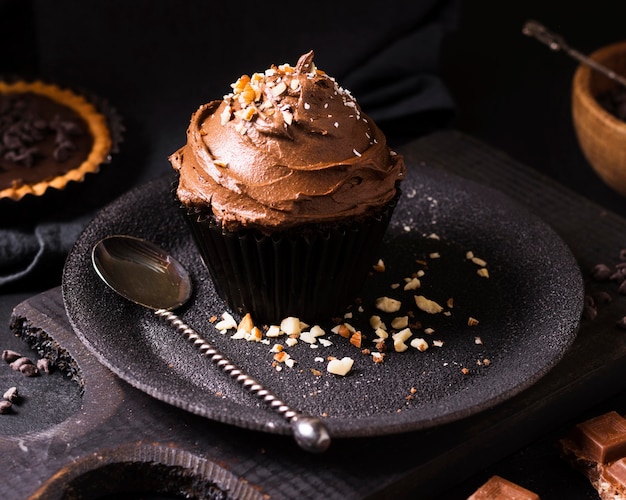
[171,51,405,233]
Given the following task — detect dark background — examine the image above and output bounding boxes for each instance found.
[3,0,626,213]
[440,0,626,218]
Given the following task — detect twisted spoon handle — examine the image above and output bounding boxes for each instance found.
[154,308,331,453]
[523,20,626,88]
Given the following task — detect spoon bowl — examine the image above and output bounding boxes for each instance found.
[92,235,192,311]
[91,235,331,453]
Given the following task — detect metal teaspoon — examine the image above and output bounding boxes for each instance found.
[91,234,331,453]
[522,20,626,89]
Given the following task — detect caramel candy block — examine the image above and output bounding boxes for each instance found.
[604,458,626,490]
[569,411,626,463]
[560,411,626,499]
[468,475,540,500]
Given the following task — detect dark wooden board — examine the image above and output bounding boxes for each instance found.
[2,130,626,499]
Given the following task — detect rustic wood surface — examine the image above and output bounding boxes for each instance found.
[2,130,626,499]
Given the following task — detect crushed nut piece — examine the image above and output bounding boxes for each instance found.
[403,277,421,291]
[333,323,352,338]
[280,317,301,336]
[410,337,429,352]
[471,256,487,267]
[273,351,289,363]
[477,268,490,278]
[327,357,354,376]
[375,296,402,313]
[372,352,385,363]
[0,400,12,414]
[237,313,254,333]
[391,316,409,329]
[372,259,385,272]
[266,325,282,337]
[414,295,444,314]
[3,387,18,402]
[2,350,22,363]
[349,332,363,348]
[215,312,237,332]
[392,328,412,352]
[369,315,385,329]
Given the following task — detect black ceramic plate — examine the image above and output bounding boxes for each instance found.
[62,163,584,438]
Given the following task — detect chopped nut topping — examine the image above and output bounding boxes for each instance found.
[391,316,409,329]
[215,312,237,331]
[349,331,363,348]
[369,315,384,329]
[280,317,302,336]
[410,337,429,352]
[265,325,282,337]
[333,323,352,338]
[477,268,490,278]
[273,351,289,363]
[238,313,254,333]
[392,328,412,352]
[403,277,421,290]
[372,259,385,272]
[372,352,385,363]
[471,256,487,267]
[327,357,354,376]
[219,50,357,133]
[375,296,402,313]
[414,295,444,314]
[272,81,287,97]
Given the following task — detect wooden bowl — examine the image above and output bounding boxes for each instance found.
[572,40,626,196]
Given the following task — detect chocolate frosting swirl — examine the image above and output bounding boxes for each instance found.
[170,51,405,234]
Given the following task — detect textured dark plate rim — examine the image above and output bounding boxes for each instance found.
[62,164,584,438]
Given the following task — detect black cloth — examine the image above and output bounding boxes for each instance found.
[0,0,460,292]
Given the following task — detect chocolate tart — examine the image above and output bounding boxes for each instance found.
[0,80,113,200]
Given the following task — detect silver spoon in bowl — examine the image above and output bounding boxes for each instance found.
[91,234,331,453]
[523,20,626,89]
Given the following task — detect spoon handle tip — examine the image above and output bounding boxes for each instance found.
[154,308,331,453]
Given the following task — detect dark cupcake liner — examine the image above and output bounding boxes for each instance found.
[180,193,400,325]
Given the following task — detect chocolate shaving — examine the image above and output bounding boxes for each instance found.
[0,95,84,168]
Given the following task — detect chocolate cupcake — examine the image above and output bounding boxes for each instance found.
[170,51,405,325]
[0,80,114,200]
